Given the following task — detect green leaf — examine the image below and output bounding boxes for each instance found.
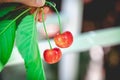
[16,15,46,80]
[0,20,16,72]
[0,5,16,17]
[0,62,3,72]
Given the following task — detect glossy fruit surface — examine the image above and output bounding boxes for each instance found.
[43,48,62,64]
[54,31,73,48]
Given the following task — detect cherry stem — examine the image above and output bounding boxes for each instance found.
[46,1,62,34]
[41,8,52,49]
[34,8,39,22]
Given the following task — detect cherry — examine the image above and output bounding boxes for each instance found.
[43,2,74,48]
[41,6,62,64]
[43,48,62,64]
[54,31,73,48]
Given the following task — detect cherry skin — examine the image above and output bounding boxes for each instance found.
[54,31,73,48]
[43,48,62,64]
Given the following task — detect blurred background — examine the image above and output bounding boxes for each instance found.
[1,0,120,80]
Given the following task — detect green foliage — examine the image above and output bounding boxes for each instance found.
[16,15,46,80]
[0,20,16,72]
[0,3,46,80]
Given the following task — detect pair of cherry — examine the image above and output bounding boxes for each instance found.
[42,1,73,64]
[44,31,73,64]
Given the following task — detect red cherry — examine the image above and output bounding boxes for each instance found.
[43,48,62,64]
[54,31,73,48]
